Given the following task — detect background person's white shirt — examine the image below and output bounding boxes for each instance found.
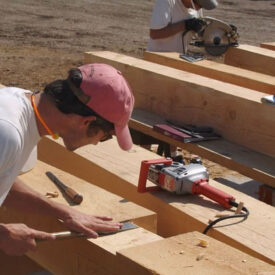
[147,0,198,52]
[0,87,40,205]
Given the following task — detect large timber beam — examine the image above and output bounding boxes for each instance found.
[84,51,275,158]
[0,251,44,275]
[143,51,275,94]
[0,160,160,275]
[38,137,275,265]
[117,231,275,275]
[261,42,275,51]
[130,108,275,188]
[224,44,275,76]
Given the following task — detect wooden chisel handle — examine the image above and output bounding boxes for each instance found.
[52,231,85,240]
[36,222,138,242]
[36,231,85,242]
[64,186,83,205]
[46,171,83,204]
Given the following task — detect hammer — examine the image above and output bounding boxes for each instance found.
[45,171,83,204]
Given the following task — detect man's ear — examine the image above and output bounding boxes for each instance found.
[79,115,97,128]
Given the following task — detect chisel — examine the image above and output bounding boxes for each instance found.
[45,171,83,204]
[43,221,138,241]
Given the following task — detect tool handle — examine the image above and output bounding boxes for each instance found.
[65,187,83,204]
[46,171,83,204]
[138,158,172,192]
[192,180,235,209]
[35,231,85,242]
[52,231,85,240]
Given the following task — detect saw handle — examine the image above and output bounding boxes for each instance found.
[192,180,235,209]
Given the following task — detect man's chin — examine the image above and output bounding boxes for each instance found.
[64,142,77,152]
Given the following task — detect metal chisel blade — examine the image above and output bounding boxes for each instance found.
[98,221,138,236]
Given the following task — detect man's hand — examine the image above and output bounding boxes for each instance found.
[60,207,122,238]
[185,18,206,32]
[0,223,55,256]
[4,179,122,239]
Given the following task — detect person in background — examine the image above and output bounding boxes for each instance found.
[148,0,218,53]
[145,0,218,160]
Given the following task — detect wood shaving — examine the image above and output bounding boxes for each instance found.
[45,191,59,198]
[199,239,209,248]
[215,212,230,217]
[235,202,244,214]
[196,254,205,261]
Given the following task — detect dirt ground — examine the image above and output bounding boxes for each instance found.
[0,0,275,178]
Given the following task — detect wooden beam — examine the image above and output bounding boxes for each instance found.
[260,42,275,51]
[143,51,275,94]
[84,51,275,158]
[0,160,160,275]
[224,45,275,76]
[0,251,44,275]
[130,108,275,188]
[117,232,275,275]
[37,137,275,265]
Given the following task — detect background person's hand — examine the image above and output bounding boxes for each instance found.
[60,207,122,238]
[185,18,206,32]
[0,223,55,256]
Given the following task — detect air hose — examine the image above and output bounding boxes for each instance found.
[203,200,249,235]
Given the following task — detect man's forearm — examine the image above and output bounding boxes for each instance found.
[3,178,69,220]
[150,20,186,39]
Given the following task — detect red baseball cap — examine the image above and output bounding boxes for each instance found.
[76,63,135,151]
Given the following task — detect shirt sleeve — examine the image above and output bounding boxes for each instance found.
[150,0,172,30]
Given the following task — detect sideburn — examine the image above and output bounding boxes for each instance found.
[87,124,101,138]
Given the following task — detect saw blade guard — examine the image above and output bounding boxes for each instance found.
[202,17,239,56]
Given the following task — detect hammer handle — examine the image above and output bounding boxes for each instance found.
[46,171,83,204]
[64,187,83,204]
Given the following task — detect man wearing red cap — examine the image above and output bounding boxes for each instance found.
[0,63,134,255]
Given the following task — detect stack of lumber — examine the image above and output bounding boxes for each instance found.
[1,45,275,274]
[84,48,275,190]
[0,159,160,275]
[0,138,274,274]
[38,138,275,265]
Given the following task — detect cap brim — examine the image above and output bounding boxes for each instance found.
[115,124,133,151]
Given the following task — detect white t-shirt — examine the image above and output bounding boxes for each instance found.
[0,87,40,205]
[147,0,198,52]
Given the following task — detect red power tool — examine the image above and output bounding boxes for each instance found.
[138,158,235,209]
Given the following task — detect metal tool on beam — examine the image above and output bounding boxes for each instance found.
[181,16,239,61]
[45,171,83,205]
[38,221,138,241]
[138,158,235,208]
[138,158,250,234]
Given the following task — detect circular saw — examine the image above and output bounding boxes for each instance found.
[183,17,239,57]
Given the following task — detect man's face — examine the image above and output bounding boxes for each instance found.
[62,128,108,151]
[182,0,202,10]
[61,115,113,151]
